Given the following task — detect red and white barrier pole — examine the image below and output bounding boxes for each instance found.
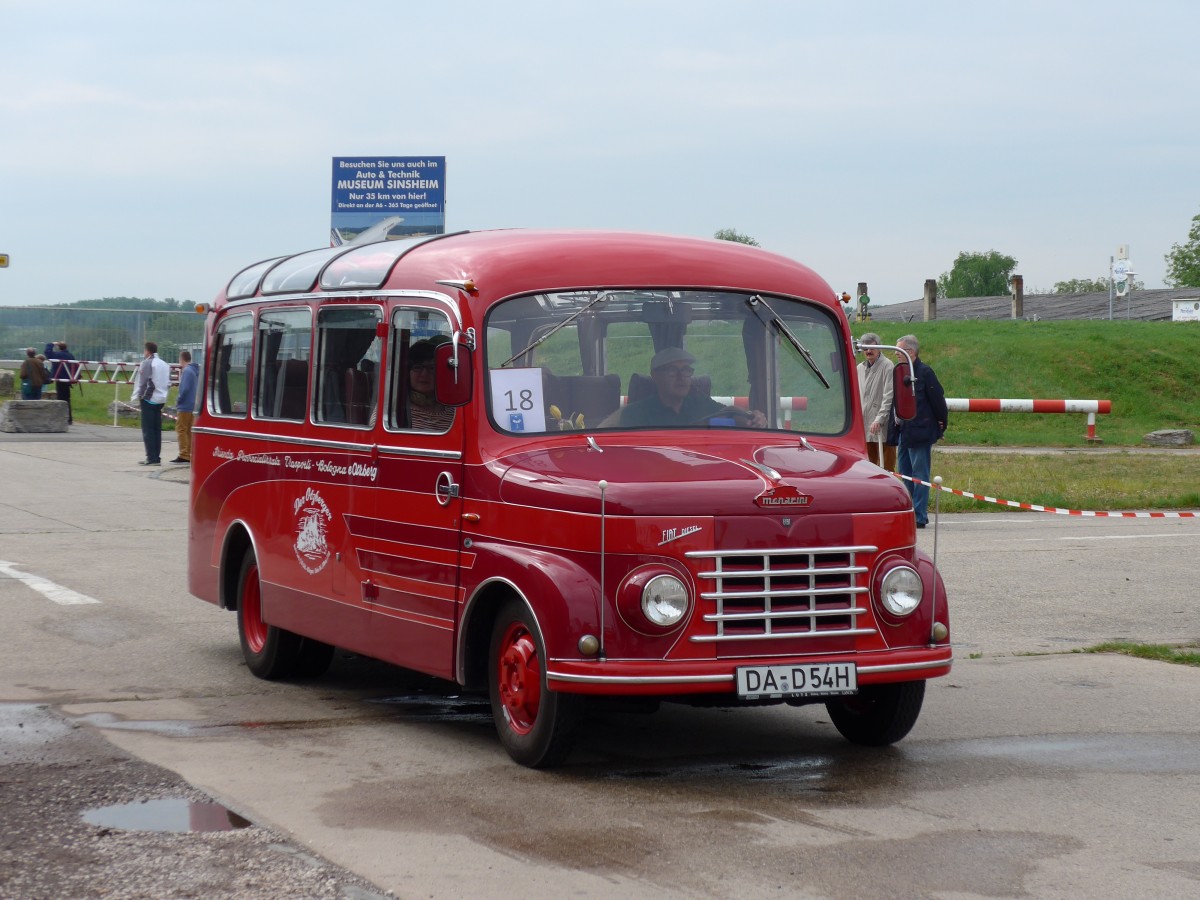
[945,398,1111,444]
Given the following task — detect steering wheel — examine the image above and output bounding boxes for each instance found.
[692,405,756,426]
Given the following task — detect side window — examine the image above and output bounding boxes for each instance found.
[255,308,313,421]
[209,314,253,417]
[385,309,455,433]
[314,306,382,427]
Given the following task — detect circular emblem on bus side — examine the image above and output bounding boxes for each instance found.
[293,487,332,574]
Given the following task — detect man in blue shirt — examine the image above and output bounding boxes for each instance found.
[171,350,200,464]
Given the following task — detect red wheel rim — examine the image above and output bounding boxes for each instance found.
[496,621,541,735]
[242,564,267,654]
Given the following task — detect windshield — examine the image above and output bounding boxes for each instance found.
[485,290,850,436]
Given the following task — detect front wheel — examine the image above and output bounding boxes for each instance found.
[825,680,925,746]
[488,599,582,768]
[236,551,304,680]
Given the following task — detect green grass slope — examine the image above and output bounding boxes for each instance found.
[852,320,1200,446]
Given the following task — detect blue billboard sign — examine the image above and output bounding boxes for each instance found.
[330,156,446,245]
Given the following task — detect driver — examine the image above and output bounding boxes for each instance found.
[620,347,766,427]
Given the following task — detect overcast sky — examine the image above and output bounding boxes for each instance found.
[2,0,1196,308]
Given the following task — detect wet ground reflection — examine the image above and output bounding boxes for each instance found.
[83,798,252,833]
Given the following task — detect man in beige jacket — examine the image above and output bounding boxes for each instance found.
[857,332,895,471]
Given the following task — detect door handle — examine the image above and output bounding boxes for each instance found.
[435,470,459,506]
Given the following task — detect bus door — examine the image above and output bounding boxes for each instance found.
[349,303,466,679]
[310,303,385,600]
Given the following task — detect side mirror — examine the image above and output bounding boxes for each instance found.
[434,340,473,407]
[893,360,916,421]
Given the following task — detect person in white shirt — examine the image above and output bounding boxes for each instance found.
[857,332,896,471]
[130,341,172,465]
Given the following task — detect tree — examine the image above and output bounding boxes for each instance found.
[1054,277,1109,293]
[937,250,1018,298]
[1054,276,1143,294]
[1164,212,1200,288]
[714,228,760,247]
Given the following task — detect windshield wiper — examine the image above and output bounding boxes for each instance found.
[745,295,830,388]
[501,291,610,367]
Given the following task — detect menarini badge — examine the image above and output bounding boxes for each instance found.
[755,485,812,509]
[293,487,332,574]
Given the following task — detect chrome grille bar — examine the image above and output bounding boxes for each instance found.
[686,544,877,644]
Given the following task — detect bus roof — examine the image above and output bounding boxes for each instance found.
[216,229,837,309]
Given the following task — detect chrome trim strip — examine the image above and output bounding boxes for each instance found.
[221,289,463,329]
[377,444,463,461]
[697,565,868,579]
[704,606,869,622]
[689,627,877,643]
[857,655,954,674]
[548,671,734,686]
[700,587,868,601]
[686,545,877,558]
[193,426,462,459]
[193,427,373,452]
[548,654,952,684]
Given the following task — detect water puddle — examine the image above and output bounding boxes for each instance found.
[83,798,252,833]
[368,692,492,724]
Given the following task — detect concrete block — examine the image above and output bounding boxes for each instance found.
[0,400,70,433]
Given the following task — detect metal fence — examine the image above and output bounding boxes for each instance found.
[0,306,204,366]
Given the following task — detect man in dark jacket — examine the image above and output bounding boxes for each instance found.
[894,334,948,528]
[44,342,78,424]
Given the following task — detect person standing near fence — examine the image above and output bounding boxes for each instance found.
[18,348,46,399]
[857,332,896,471]
[894,334,948,529]
[130,341,171,466]
[171,350,199,464]
[44,341,77,424]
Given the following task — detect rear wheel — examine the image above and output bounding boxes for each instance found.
[236,551,304,680]
[488,599,582,768]
[294,638,336,678]
[825,680,925,746]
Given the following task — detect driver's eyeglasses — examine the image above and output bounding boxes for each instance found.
[658,366,694,378]
[410,362,435,372]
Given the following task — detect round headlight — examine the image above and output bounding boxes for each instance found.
[642,574,689,627]
[880,566,923,617]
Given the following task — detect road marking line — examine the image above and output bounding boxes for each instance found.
[1055,534,1200,541]
[0,560,102,605]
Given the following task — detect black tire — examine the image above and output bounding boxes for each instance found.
[825,680,925,746]
[236,550,304,680]
[488,599,583,768]
[293,638,336,678]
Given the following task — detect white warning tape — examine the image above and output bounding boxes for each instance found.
[896,474,1199,519]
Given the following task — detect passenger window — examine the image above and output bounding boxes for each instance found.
[314,306,382,427]
[210,314,253,417]
[255,308,313,421]
[386,309,455,433]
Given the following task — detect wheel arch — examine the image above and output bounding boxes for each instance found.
[219,520,257,611]
[458,577,532,691]
[456,543,600,689]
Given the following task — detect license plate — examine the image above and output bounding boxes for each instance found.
[736,662,857,699]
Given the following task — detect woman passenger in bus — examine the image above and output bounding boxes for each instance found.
[405,336,454,431]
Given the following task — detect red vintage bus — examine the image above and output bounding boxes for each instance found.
[188,229,951,767]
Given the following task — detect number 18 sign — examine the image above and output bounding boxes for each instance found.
[489,367,547,433]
